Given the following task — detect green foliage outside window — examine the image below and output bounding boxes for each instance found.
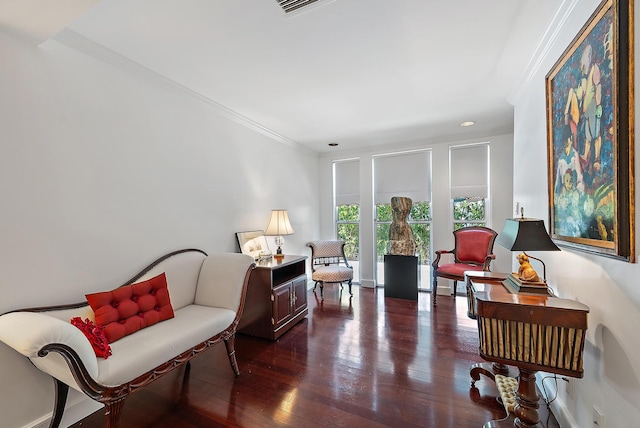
[337,223,359,261]
[337,204,359,260]
[453,198,485,220]
[338,204,360,221]
[410,223,430,264]
[409,201,431,221]
[376,224,390,261]
[453,198,486,230]
[375,201,431,222]
[376,204,392,222]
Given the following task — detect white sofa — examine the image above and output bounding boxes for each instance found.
[0,249,255,428]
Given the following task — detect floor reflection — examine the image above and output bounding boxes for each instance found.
[71,283,559,427]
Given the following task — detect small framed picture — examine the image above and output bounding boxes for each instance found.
[236,230,272,260]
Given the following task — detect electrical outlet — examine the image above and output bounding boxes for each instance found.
[593,405,604,428]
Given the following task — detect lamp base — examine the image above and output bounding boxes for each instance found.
[274,246,284,260]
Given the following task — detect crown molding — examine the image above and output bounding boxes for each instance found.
[48,29,310,152]
[508,0,580,105]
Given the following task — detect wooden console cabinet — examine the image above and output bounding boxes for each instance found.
[238,255,308,340]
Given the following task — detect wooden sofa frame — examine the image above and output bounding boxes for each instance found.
[6,249,254,428]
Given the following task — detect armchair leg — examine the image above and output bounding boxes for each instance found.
[104,398,127,428]
[432,275,438,306]
[348,280,352,296]
[50,378,69,428]
[224,335,240,376]
[313,281,325,300]
[180,361,191,402]
[453,280,458,297]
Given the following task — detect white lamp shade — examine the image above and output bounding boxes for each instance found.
[264,210,295,236]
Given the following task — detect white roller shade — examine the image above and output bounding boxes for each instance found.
[450,144,488,199]
[334,159,359,205]
[373,151,431,205]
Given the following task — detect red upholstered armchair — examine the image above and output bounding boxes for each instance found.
[431,226,497,306]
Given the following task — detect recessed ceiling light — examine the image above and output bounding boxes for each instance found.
[328,142,339,147]
[460,121,475,127]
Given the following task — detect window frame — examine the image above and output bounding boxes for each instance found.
[333,159,361,283]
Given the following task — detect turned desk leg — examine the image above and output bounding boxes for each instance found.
[514,368,540,428]
[482,367,541,428]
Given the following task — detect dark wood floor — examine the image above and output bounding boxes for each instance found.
[70,286,560,428]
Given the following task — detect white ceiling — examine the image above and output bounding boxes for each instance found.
[1,0,562,153]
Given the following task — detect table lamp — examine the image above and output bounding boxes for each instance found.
[264,209,295,260]
[495,210,560,293]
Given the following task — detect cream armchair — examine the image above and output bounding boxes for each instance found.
[307,240,354,300]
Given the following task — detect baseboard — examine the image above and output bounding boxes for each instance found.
[549,398,577,428]
[24,414,49,428]
[360,279,376,288]
[25,396,102,428]
[437,284,453,295]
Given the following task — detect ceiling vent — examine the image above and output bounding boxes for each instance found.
[277,0,322,13]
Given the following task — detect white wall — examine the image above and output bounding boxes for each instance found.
[318,134,514,290]
[0,31,318,428]
[513,0,640,426]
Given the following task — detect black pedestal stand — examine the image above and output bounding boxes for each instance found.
[383,254,418,301]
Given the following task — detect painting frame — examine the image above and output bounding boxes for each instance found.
[545,0,635,262]
[235,230,272,261]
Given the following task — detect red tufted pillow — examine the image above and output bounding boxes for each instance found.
[85,272,174,343]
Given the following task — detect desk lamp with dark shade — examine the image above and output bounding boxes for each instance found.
[495,211,560,293]
[264,209,295,260]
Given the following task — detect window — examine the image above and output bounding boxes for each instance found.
[334,159,360,282]
[373,151,431,290]
[450,144,489,229]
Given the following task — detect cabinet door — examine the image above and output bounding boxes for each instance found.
[272,282,293,330]
[292,275,307,316]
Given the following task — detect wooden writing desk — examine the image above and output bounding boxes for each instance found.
[465,271,589,428]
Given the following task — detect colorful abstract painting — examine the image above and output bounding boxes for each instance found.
[545,0,634,261]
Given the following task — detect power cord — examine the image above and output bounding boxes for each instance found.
[540,374,565,408]
[539,375,569,427]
